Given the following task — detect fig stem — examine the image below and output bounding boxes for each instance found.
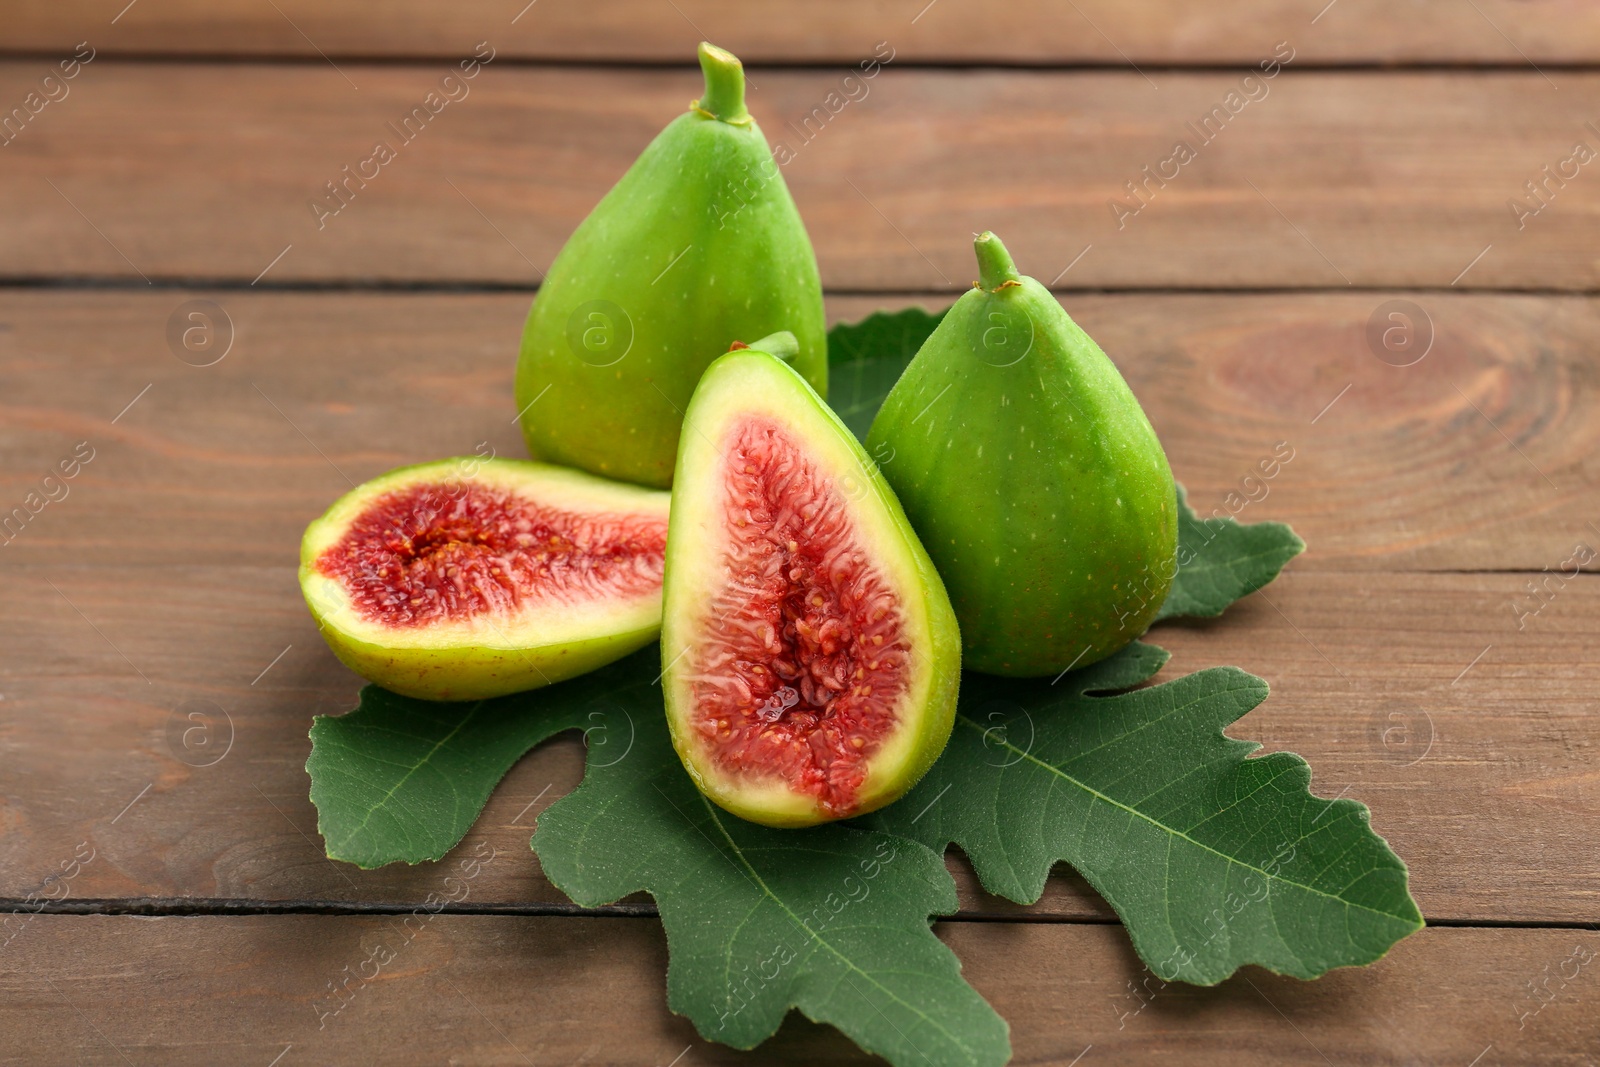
[745,331,799,363]
[974,231,1022,291]
[695,42,751,126]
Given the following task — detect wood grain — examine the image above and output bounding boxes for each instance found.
[2,562,1596,924]
[7,1,1600,65]
[1,916,1594,1064]
[1,290,1594,573]
[1,64,1597,288]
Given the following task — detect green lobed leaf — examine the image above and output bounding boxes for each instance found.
[827,306,947,441]
[306,674,606,867]
[1156,485,1306,621]
[307,650,1009,1066]
[864,642,1423,985]
[532,650,1010,1067]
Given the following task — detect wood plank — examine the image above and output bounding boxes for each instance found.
[8,1,1600,65]
[1,916,1593,1064]
[2,563,1596,924]
[1,290,1593,573]
[1,64,1597,288]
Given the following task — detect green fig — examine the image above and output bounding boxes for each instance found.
[661,332,960,827]
[299,457,670,701]
[866,232,1177,676]
[516,42,826,489]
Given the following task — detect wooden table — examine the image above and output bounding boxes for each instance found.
[3,3,1597,1063]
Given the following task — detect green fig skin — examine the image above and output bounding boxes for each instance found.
[662,334,960,828]
[516,43,826,489]
[866,232,1177,676]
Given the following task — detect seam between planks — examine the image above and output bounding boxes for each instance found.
[4,53,1600,72]
[8,278,1600,299]
[3,899,1597,929]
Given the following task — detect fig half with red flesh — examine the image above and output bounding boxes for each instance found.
[662,336,961,827]
[300,458,671,701]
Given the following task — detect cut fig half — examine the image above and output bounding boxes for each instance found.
[300,458,670,701]
[662,334,961,828]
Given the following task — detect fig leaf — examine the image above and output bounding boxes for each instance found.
[533,651,1011,1067]
[863,642,1423,985]
[827,306,947,441]
[307,671,596,868]
[307,650,1008,1066]
[1157,485,1306,621]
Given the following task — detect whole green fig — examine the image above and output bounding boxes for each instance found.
[866,232,1176,676]
[516,42,826,489]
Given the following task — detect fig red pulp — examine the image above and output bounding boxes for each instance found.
[690,417,912,815]
[318,481,667,628]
